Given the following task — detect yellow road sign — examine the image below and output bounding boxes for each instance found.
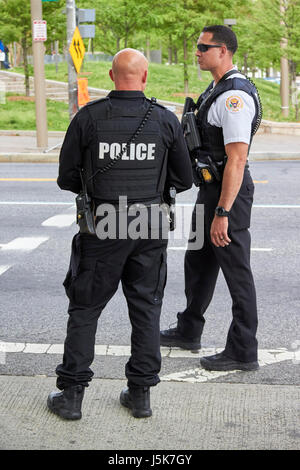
[69,26,85,73]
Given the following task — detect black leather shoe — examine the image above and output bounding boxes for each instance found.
[120,386,152,418]
[47,384,84,420]
[200,352,259,371]
[160,326,201,350]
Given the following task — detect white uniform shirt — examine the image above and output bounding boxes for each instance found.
[207,71,256,146]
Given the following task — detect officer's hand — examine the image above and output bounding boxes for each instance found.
[210,216,231,248]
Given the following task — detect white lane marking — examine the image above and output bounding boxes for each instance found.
[0,342,25,352]
[0,237,49,251]
[42,214,75,228]
[0,202,73,205]
[177,203,300,208]
[0,265,11,276]
[251,248,273,252]
[46,344,64,354]
[0,201,299,208]
[0,341,298,384]
[254,204,300,208]
[23,343,51,354]
[160,348,300,382]
[168,246,273,252]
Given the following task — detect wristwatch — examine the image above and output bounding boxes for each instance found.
[215,206,230,217]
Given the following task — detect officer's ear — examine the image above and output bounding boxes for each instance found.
[109,69,115,83]
[220,44,228,58]
[142,69,148,86]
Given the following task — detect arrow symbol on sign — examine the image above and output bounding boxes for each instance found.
[73,39,79,58]
[76,40,82,58]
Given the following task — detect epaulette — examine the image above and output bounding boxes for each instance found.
[85,97,109,107]
[146,97,166,110]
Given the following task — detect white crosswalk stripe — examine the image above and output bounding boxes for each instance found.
[0,341,298,383]
[42,214,75,228]
[0,237,49,251]
[0,265,11,276]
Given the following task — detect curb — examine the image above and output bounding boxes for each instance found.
[1,152,300,163]
[0,153,59,163]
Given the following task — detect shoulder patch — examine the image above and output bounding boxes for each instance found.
[225,95,244,112]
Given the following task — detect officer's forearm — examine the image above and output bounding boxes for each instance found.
[217,142,248,211]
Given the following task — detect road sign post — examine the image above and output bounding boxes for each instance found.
[30,0,48,149]
[66,0,78,120]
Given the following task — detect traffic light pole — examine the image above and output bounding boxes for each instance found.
[30,0,48,148]
[66,0,78,120]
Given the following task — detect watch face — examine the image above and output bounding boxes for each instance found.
[216,206,228,216]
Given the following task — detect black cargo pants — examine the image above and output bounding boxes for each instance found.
[56,227,168,390]
[178,168,258,362]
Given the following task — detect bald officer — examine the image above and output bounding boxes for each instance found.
[160,25,262,371]
[47,49,192,420]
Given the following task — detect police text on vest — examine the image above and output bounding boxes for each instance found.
[99,142,156,160]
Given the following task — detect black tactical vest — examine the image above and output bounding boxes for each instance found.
[83,97,168,202]
[196,71,262,162]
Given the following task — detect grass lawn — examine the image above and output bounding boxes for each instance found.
[0,94,69,131]
[3,61,299,131]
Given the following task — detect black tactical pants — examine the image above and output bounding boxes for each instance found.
[56,231,168,389]
[178,168,258,362]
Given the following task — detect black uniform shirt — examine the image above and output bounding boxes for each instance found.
[57,91,192,197]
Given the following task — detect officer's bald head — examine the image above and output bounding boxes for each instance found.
[109,48,148,91]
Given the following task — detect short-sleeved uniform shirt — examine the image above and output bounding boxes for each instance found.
[207,71,256,146]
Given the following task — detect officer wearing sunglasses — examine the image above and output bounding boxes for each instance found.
[161,25,262,372]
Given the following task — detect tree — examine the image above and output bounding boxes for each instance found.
[0,0,65,95]
[250,0,300,118]
[0,0,32,95]
[160,0,238,93]
[87,0,164,55]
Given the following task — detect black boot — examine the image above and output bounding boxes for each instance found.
[120,386,152,418]
[160,326,201,350]
[47,384,85,420]
[200,351,259,371]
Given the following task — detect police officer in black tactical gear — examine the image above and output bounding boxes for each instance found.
[160,25,262,372]
[47,48,192,420]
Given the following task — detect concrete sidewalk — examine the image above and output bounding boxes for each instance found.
[0,375,299,450]
[0,129,300,163]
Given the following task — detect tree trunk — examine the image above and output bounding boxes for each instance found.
[146,38,150,61]
[183,36,188,94]
[243,53,248,75]
[21,35,30,97]
[168,35,172,64]
[174,47,178,64]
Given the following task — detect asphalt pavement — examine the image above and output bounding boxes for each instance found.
[0,129,299,452]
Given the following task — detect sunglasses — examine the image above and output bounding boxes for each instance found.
[197,43,222,53]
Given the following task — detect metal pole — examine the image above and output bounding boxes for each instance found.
[280,0,289,117]
[30,0,48,148]
[66,0,78,120]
